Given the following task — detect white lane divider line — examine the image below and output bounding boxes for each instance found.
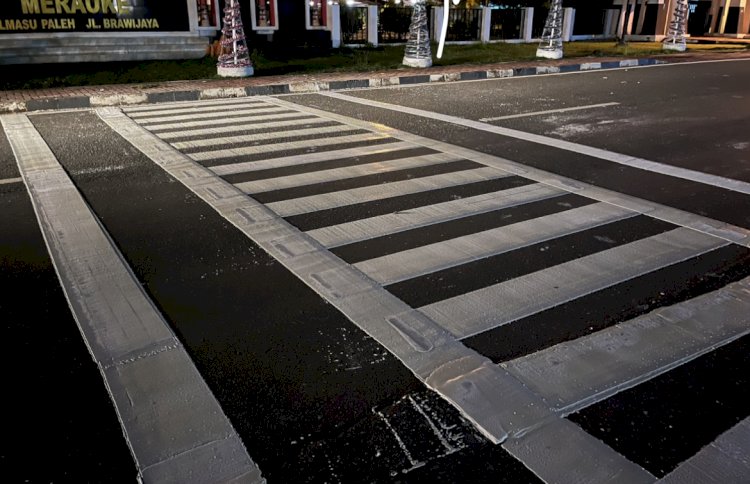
[479,102,620,122]
[0,176,23,185]
[320,91,750,196]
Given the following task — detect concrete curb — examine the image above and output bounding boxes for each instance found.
[1,57,665,114]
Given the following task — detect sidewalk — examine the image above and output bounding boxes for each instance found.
[2,49,749,113]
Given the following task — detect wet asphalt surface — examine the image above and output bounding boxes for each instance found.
[1,58,749,482]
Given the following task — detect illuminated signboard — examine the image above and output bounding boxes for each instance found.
[0,0,190,33]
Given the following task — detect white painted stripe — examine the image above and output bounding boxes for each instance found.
[135,107,288,125]
[0,176,23,185]
[1,114,264,483]
[659,417,750,484]
[171,125,359,151]
[503,418,656,484]
[236,152,459,194]
[506,276,750,413]
[264,97,750,248]
[126,99,270,117]
[190,132,390,162]
[308,184,565,248]
[123,96,262,113]
[99,106,559,445]
[267,166,508,217]
[320,92,750,196]
[145,112,313,132]
[157,117,330,140]
[357,203,636,286]
[420,227,728,339]
[210,141,413,176]
[479,102,620,122]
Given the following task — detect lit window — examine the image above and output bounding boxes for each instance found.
[306,0,328,29]
[197,0,218,28]
[251,0,279,31]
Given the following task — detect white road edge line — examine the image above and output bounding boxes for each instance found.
[319,91,750,196]
[1,114,265,484]
[479,102,620,122]
[265,96,750,248]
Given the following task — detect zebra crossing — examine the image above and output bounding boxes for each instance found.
[108,96,750,481]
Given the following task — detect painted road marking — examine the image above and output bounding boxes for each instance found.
[140,111,312,132]
[266,166,509,217]
[100,105,556,445]
[356,203,636,286]
[125,99,268,117]
[502,417,656,484]
[111,96,750,481]
[210,141,414,177]
[320,91,750,196]
[308,183,565,248]
[123,96,267,113]
[420,227,728,339]
[236,152,459,194]
[266,96,750,248]
[156,116,330,139]
[479,102,620,122]
[659,417,750,483]
[171,125,361,151]
[504,276,750,414]
[134,107,289,125]
[0,176,22,185]
[189,132,391,163]
[1,114,264,484]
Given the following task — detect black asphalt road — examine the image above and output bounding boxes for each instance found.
[1,58,748,483]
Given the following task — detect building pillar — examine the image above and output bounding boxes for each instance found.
[481,7,491,42]
[617,0,628,38]
[187,0,199,33]
[656,0,673,38]
[432,7,443,42]
[368,5,378,46]
[742,0,750,34]
[708,0,721,32]
[604,8,618,37]
[562,7,575,41]
[331,4,341,48]
[635,0,648,34]
[719,0,731,33]
[523,7,534,41]
[625,0,637,35]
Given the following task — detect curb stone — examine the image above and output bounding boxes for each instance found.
[0,57,666,114]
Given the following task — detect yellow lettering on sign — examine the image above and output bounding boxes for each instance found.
[101,0,116,14]
[84,0,99,14]
[55,0,72,14]
[71,0,86,14]
[40,0,55,14]
[20,0,41,14]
